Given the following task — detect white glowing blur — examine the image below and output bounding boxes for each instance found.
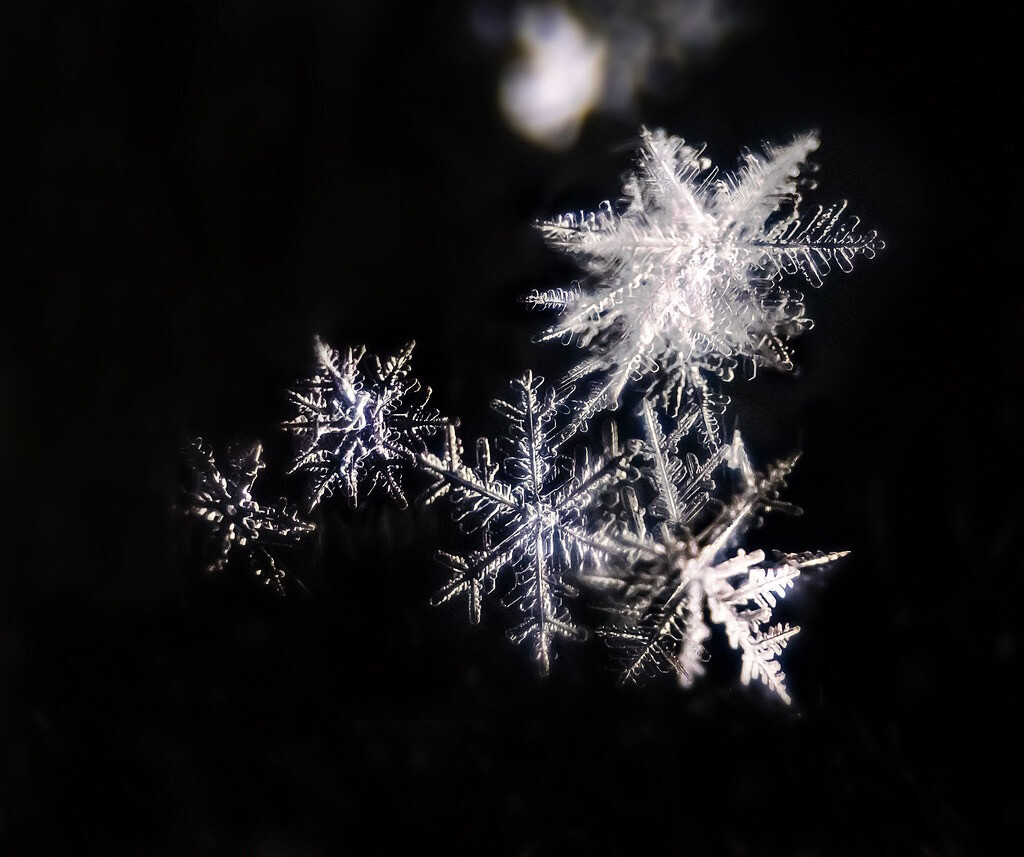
[499,4,607,150]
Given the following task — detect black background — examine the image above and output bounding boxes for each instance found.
[2,1,1021,854]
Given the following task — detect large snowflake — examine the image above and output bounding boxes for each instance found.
[589,403,846,703]
[183,439,315,593]
[528,127,882,424]
[419,372,637,673]
[283,337,447,511]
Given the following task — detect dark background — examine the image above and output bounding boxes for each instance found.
[2,1,1021,854]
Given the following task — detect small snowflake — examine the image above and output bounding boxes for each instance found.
[420,371,637,673]
[528,127,882,426]
[183,439,315,593]
[591,405,846,703]
[283,337,447,510]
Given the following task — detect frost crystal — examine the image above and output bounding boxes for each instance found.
[591,405,846,703]
[529,127,882,425]
[283,337,447,511]
[183,439,315,593]
[420,372,636,673]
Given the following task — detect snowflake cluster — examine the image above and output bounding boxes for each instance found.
[180,127,877,702]
[182,338,445,589]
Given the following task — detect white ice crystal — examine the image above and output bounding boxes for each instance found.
[183,439,315,594]
[529,127,882,426]
[590,404,846,703]
[283,337,447,511]
[419,372,637,673]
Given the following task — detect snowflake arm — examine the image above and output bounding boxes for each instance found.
[638,397,726,525]
[712,133,820,235]
[183,439,314,593]
[283,337,448,510]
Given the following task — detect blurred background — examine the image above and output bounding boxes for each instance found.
[1,0,1020,853]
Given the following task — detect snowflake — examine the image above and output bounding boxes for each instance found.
[419,371,637,673]
[183,439,315,594]
[283,337,447,511]
[590,405,846,703]
[528,127,882,426]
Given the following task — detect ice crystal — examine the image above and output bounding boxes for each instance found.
[183,439,315,593]
[529,127,881,425]
[420,371,637,673]
[590,405,846,703]
[283,337,447,511]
